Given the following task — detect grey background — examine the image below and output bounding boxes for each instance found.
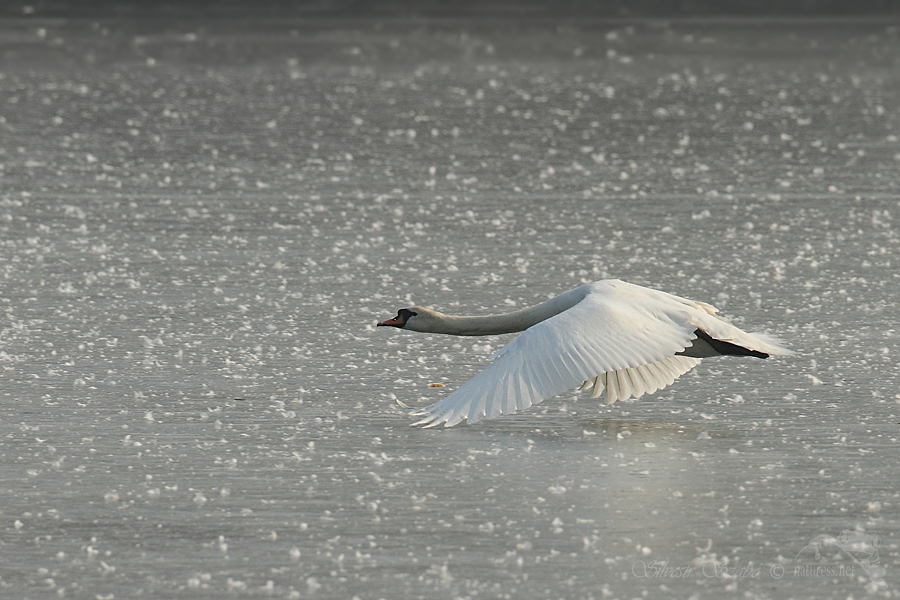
[0,4,898,600]
[2,0,900,18]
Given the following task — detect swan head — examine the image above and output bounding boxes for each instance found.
[377,306,441,332]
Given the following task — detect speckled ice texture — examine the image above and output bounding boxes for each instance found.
[1,14,898,600]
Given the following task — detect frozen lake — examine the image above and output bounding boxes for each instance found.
[1,15,899,599]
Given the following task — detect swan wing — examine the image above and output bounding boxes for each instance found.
[413,281,703,427]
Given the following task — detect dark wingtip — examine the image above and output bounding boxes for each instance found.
[695,329,769,359]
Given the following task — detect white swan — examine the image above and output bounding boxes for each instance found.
[378,279,792,427]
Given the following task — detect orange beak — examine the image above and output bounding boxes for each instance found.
[377,316,403,327]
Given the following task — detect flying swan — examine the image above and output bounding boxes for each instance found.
[378,279,792,427]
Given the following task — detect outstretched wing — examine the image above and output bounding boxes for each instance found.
[414,281,704,427]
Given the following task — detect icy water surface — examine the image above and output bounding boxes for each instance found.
[1,16,899,600]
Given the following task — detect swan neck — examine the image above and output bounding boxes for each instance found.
[427,285,590,336]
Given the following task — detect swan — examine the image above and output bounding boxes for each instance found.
[378,279,792,427]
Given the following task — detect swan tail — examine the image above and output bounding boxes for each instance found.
[745,331,794,356]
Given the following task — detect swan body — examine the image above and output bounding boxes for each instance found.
[378,279,792,427]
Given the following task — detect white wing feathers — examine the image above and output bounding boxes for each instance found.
[413,280,720,428]
[579,355,702,406]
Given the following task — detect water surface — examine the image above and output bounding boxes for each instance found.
[1,16,898,600]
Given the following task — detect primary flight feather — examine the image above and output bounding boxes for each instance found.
[377,279,792,427]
